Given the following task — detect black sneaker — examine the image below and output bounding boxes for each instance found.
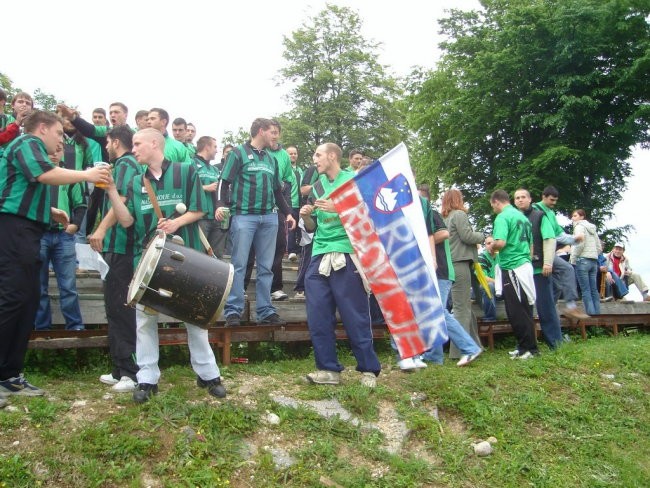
[197,376,227,398]
[257,313,287,325]
[0,374,45,397]
[133,383,158,403]
[225,314,241,327]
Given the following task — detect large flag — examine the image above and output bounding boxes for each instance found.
[329,143,448,358]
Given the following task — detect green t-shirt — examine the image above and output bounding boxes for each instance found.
[125,160,207,266]
[492,204,532,270]
[220,143,283,215]
[534,214,556,274]
[164,134,191,163]
[102,153,143,254]
[48,178,86,231]
[478,250,497,279]
[0,134,55,224]
[532,201,564,237]
[193,154,220,219]
[292,165,304,207]
[62,135,102,171]
[268,147,298,208]
[311,169,355,257]
[421,196,455,281]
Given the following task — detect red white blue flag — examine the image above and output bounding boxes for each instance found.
[329,143,448,358]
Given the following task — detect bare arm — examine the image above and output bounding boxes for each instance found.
[433,229,449,244]
[105,185,134,228]
[492,239,506,252]
[38,165,109,186]
[157,210,204,235]
[88,208,118,252]
[300,204,316,232]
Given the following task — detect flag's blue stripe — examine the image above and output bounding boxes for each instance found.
[354,163,448,348]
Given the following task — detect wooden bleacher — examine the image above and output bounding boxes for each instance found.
[30,264,650,364]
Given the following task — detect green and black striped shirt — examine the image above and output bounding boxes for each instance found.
[192,154,220,220]
[125,159,207,266]
[220,142,282,215]
[0,134,56,224]
[103,153,143,254]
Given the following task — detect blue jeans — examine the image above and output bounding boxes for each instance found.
[552,256,579,303]
[534,273,563,349]
[606,272,629,298]
[224,213,278,321]
[35,231,84,330]
[422,279,481,364]
[575,258,600,315]
[481,282,497,320]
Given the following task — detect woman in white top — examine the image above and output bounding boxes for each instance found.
[570,209,601,316]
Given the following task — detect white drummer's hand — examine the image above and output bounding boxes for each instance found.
[157,218,181,235]
[88,228,106,252]
[215,207,227,222]
[299,204,314,217]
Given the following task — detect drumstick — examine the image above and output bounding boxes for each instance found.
[170,202,215,257]
[171,203,187,219]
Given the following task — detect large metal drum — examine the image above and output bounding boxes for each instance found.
[127,232,233,327]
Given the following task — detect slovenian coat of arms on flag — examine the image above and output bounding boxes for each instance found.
[329,143,448,359]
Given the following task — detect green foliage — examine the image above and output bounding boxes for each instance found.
[221,127,250,148]
[278,4,409,160]
[407,0,650,230]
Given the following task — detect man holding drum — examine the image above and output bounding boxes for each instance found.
[106,128,226,403]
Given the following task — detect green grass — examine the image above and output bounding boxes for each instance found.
[1,334,648,487]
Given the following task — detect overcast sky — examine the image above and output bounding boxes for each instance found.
[4,0,649,280]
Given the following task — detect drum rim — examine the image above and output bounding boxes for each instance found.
[206,263,235,326]
[127,231,166,305]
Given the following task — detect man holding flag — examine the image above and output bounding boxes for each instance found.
[300,143,381,388]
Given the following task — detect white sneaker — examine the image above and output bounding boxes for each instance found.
[360,372,377,388]
[293,291,305,300]
[397,358,417,371]
[288,253,298,262]
[508,349,520,358]
[112,376,137,392]
[515,351,535,360]
[100,373,119,385]
[413,357,428,368]
[271,290,288,301]
[306,370,340,385]
[457,349,482,367]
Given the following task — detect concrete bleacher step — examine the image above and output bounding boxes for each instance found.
[470,299,650,320]
[47,293,305,327]
[49,264,649,327]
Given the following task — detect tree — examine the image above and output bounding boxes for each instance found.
[33,88,63,112]
[221,127,250,148]
[1,72,66,113]
[277,4,408,165]
[407,0,650,231]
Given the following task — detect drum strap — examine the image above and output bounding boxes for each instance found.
[143,176,215,257]
[143,178,164,219]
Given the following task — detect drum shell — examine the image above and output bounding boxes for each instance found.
[136,239,232,327]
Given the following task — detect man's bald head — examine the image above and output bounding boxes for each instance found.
[133,128,165,165]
